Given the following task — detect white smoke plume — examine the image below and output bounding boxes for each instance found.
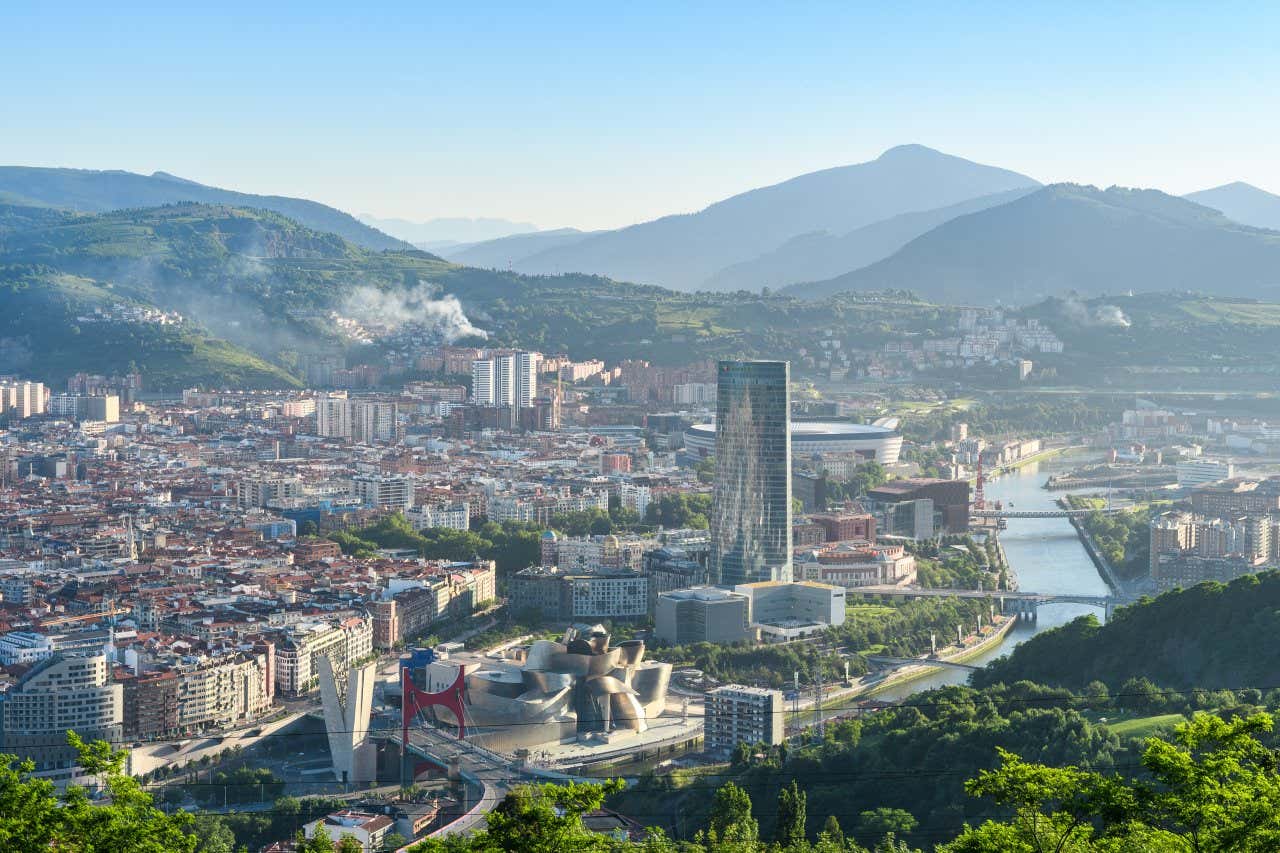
[340,283,488,341]
[1060,295,1131,328]
[1092,304,1131,327]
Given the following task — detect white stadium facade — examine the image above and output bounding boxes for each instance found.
[683,420,903,466]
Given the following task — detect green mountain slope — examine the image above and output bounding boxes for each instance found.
[0,265,300,389]
[786,184,1280,303]
[0,166,411,251]
[0,201,981,385]
[973,572,1280,691]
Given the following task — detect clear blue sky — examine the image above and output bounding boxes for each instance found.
[4,2,1278,229]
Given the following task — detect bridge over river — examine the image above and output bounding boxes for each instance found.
[970,507,1123,520]
[849,584,1135,617]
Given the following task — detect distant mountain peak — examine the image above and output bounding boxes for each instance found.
[1184,181,1280,231]
[150,171,203,186]
[876,143,946,160]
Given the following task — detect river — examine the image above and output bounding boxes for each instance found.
[874,452,1110,699]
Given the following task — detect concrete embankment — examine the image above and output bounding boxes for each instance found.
[1058,499,1125,595]
[809,615,1018,708]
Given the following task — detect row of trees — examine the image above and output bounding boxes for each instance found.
[7,704,1280,851]
[328,513,543,573]
[1067,499,1154,581]
[325,495,714,577]
[649,596,993,688]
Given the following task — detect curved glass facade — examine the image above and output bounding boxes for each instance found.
[710,361,792,585]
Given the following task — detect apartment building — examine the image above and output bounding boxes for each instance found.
[704,684,785,755]
[351,473,413,511]
[371,564,496,649]
[1,653,122,784]
[122,649,275,738]
[237,474,304,509]
[274,616,374,697]
[315,395,398,443]
[406,501,470,531]
[508,566,648,622]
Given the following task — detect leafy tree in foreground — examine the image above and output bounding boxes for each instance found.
[942,712,1280,852]
[0,731,195,853]
[705,781,760,847]
[408,779,622,853]
[775,780,808,846]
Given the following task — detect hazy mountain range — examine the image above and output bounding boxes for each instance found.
[784,184,1280,303]
[496,145,1040,290]
[422,147,1280,301]
[356,214,541,249]
[0,167,409,251]
[4,148,1280,305]
[441,228,595,268]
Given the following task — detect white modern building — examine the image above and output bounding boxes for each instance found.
[515,351,540,409]
[1177,459,1235,488]
[734,580,846,642]
[407,501,471,531]
[472,351,538,409]
[472,358,496,406]
[685,420,903,466]
[351,473,414,511]
[1,653,123,786]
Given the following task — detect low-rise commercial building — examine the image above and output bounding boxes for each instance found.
[653,586,751,646]
[1176,459,1235,488]
[734,580,846,642]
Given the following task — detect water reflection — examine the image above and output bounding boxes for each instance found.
[874,453,1107,699]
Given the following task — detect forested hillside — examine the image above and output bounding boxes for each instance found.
[974,572,1280,691]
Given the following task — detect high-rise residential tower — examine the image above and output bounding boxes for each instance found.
[493,353,516,407]
[515,351,540,409]
[709,360,792,585]
[471,359,496,406]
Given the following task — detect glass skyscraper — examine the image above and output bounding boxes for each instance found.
[710,360,792,586]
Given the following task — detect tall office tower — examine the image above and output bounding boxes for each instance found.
[709,361,792,585]
[515,351,540,409]
[471,359,496,406]
[493,353,516,407]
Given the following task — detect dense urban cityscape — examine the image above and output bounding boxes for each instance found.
[5,328,1280,849]
[7,5,1280,852]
